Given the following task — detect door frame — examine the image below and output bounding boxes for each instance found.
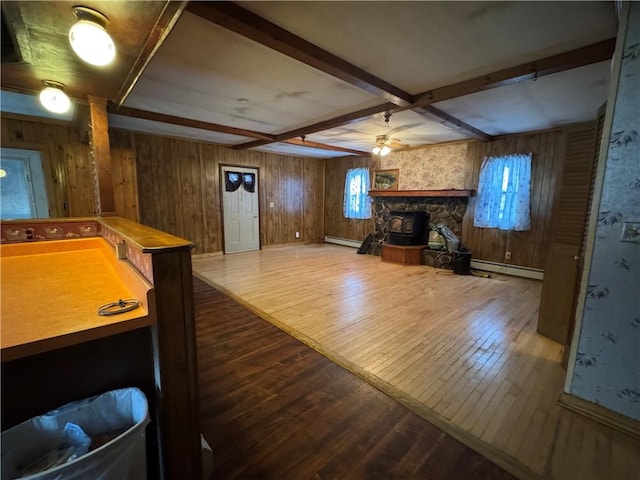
[219,164,261,254]
[0,147,50,219]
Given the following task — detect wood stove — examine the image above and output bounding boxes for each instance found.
[388,210,428,246]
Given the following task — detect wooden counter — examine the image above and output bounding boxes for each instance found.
[1,237,153,362]
[1,217,201,480]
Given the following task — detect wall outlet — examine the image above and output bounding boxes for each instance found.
[505,251,512,260]
[295,231,300,239]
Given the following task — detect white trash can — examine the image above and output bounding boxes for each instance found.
[1,387,149,480]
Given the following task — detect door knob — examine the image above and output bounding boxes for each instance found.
[574,256,580,260]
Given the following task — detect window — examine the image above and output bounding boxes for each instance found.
[343,168,372,219]
[473,153,532,231]
[0,148,49,219]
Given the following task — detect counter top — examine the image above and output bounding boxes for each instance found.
[1,237,154,362]
[98,217,193,253]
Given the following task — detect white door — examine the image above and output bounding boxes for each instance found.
[222,166,260,253]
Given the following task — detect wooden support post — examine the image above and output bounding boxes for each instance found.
[88,96,116,215]
[151,249,202,480]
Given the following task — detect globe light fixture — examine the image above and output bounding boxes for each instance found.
[372,144,391,156]
[39,81,72,114]
[69,6,116,66]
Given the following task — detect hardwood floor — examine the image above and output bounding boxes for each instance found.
[193,244,640,480]
[194,276,516,480]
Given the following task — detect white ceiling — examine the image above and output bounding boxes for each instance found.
[239,1,615,92]
[2,1,619,158]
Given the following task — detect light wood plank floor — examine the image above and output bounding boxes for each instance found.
[193,244,640,480]
[194,277,516,480]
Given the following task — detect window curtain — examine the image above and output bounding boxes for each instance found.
[473,153,532,231]
[343,168,372,219]
[225,171,255,192]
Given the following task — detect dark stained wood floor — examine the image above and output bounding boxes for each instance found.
[194,277,517,480]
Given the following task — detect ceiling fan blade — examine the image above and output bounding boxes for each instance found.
[387,137,409,148]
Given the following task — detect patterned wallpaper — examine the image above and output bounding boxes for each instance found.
[570,3,640,420]
[381,143,468,190]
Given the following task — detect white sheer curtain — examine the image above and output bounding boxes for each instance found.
[343,168,372,219]
[473,153,532,231]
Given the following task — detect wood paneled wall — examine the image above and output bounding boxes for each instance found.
[109,130,325,254]
[111,148,140,222]
[323,155,380,242]
[1,114,576,269]
[461,130,566,269]
[1,114,91,218]
[62,143,95,217]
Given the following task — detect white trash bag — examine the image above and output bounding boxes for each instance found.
[1,387,149,480]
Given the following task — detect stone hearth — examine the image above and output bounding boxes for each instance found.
[370,197,468,267]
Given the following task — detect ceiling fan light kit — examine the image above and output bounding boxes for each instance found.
[372,145,391,156]
[39,81,71,113]
[69,6,116,66]
[372,133,394,156]
[372,113,400,156]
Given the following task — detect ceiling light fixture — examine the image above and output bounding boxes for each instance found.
[372,144,391,156]
[69,6,116,66]
[39,81,72,114]
[372,113,394,156]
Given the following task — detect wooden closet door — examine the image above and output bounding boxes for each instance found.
[537,112,604,345]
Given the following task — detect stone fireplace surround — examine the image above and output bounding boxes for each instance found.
[371,196,469,269]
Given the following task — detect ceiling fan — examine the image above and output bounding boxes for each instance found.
[372,114,409,156]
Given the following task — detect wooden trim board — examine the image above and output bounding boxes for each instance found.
[558,392,640,441]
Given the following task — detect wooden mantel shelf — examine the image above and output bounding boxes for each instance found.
[368,189,475,197]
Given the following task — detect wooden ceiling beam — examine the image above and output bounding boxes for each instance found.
[412,38,616,107]
[234,102,398,150]
[107,104,277,142]
[283,138,371,156]
[110,36,614,152]
[413,106,493,142]
[260,38,615,148]
[185,2,506,143]
[185,1,414,107]
[114,1,188,105]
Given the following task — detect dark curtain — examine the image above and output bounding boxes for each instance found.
[225,171,255,192]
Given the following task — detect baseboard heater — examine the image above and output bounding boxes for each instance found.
[324,236,361,248]
[323,238,544,280]
[471,259,544,280]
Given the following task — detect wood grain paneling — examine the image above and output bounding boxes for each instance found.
[323,155,380,242]
[461,130,566,269]
[62,143,96,217]
[0,115,89,217]
[111,148,139,222]
[110,130,325,254]
[303,159,325,241]
[200,143,222,252]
